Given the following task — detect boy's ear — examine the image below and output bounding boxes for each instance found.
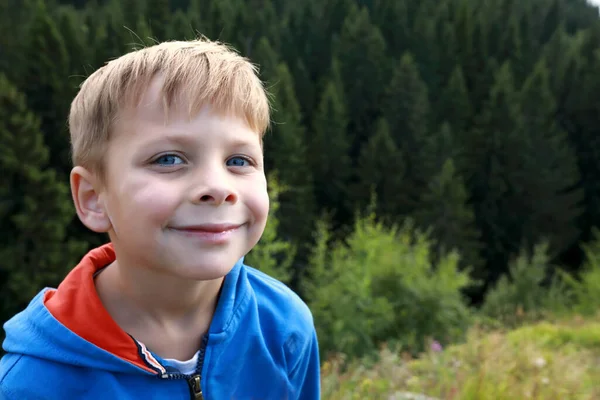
[70,166,112,233]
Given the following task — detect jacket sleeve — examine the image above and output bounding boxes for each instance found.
[287,328,321,400]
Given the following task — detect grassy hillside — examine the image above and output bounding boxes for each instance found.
[321,314,600,400]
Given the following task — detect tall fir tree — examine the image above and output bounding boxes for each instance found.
[436,65,472,134]
[552,25,600,246]
[382,52,431,214]
[514,60,583,258]
[372,0,411,54]
[310,75,352,228]
[0,73,85,326]
[235,0,279,55]
[467,62,521,289]
[168,9,194,40]
[414,158,483,276]
[335,4,387,158]
[22,0,71,175]
[121,0,145,31]
[146,0,171,40]
[264,63,315,249]
[204,0,236,43]
[56,6,89,80]
[356,117,406,222]
[253,36,279,82]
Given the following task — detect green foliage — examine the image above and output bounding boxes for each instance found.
[22,0,72,173]
[0,73,86,324]
[515,59,583,258]
[4,0,600,372]
[335,3,387,150]
[482,242,570,326]
[436,65,472,134]
[356,117,406,220]
[560,228,600,316]
[264,63,315,246]
[309,76,352,224]
[146,0,170,40]
[244,174,295,284]
[322,316,600,400]
[305,211,472,359]
[382,52,431,214]
[414,158,483,274]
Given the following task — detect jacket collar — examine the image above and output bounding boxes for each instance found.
[44,243,249,373]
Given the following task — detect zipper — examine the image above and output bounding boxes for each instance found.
[160,334,209,400]
[187,374,203,399]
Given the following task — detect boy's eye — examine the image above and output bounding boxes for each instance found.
[153,154,184,166]
[226,156,251,167]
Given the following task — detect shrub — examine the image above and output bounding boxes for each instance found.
[304,211,473,360]
[560,227,600,316]
[481,241,571,326]
[245,173,295,284]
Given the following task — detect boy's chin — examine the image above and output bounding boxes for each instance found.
[169,258,241,281]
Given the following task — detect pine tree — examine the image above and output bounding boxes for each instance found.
[436,65,472,134]
[382,52,431,213]
[264,63,315,247]
[310,77,352,226]
[122,0,145,32]
[253,36,279,82]
[556,24,600,245]
[372,0,411,53]
[146,0,171,40]
[0,73,85,325]
[335,4,387,157]
[22,0,71,175]
[514,60,583,257]
[205,0,236,42]
[168,9,194,40]
[467,62,521,287]
[356,117,406,221]
[415,158,483,274]
[244,174,295,284]
[235,0,279,54]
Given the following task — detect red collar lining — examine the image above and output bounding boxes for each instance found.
[44,243,158,374]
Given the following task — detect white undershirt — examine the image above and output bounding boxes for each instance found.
[163,351,200,375]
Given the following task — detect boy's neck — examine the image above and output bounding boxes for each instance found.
[95,259,224,360]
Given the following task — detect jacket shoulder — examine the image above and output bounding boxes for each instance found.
[1,353,101,399]
[1,353,64,399]
[244,265,314,331]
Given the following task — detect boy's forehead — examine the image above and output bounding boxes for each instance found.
[124,76,253,128]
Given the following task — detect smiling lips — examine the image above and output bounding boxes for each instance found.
[170,223,242,244]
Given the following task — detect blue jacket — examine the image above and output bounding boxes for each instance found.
[0,244,320,399]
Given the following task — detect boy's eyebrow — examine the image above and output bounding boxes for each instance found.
[145,132,261,150]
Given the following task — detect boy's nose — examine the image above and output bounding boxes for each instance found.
[196,189,238,205]
[189,172,238,206]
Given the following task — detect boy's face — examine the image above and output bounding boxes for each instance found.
[96,79,269,280]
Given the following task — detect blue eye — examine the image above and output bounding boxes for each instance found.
[226,156,251,167]
[154,154,184,166]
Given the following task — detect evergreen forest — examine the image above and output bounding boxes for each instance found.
[2,0,600,397]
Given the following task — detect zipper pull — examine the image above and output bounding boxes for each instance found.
[187,374,203,400]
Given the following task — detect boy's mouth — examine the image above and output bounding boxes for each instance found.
[168,223,243,243]
[172,223,242,232]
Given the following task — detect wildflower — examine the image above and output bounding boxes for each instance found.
[430,340,443,352]
[532,357,546,368]
[360,378,372,390]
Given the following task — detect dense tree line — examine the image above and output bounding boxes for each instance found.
[1,0,600,331]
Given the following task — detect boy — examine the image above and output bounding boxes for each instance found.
[0,38,320,399]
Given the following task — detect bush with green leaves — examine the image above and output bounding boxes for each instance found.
[244,173,295,284]
[481,242,571,326]
[304,211,473,360]
[560,228,600,316]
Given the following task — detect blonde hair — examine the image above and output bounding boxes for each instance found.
[68,38,271,174]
